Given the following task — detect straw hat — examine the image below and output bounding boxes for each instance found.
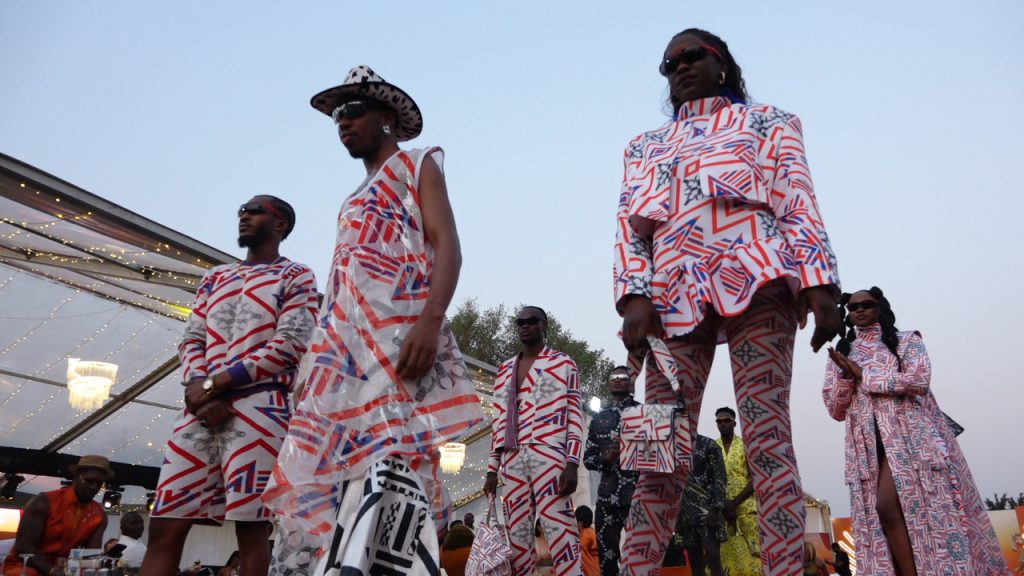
[68,454,115,479]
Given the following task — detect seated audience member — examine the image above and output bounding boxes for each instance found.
[217,551,240,576]
[116,512,146,569]
[440,524,474,576]
[1,456,111,576]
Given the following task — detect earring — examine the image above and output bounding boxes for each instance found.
[719,71,726,85]
[382,125,392,135]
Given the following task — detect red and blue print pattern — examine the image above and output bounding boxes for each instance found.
[264,148,483,538]
[613,96,838,339]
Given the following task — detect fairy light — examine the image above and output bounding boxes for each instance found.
[0,305,128,429]
[0,291,79,358]
[43,328,180,445]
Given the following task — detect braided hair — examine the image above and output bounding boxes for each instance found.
[664,28,750,114]
[835,287,904,371]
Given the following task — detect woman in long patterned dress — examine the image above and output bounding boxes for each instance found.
[824,287,1008,576]
[263,66,483,576]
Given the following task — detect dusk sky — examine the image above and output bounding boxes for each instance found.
[2,1,1022,517]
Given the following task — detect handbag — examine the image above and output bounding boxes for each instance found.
[465,495,513,576]
[618,336,692,474]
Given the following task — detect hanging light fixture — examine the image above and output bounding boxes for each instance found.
[66,358,118,411]
[439,442,466,474]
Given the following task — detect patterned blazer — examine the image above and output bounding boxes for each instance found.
[488,346,583,473]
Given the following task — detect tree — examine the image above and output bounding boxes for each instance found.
[984,492,1024,511]
[449,298,617,401]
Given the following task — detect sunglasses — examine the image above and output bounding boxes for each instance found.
[659,44,722,76]
[331,101,372,123]
[715,417,735,424]
[846,301,878,312]
[238,202,285,220]
[515,317,543,327]
[609,375,631,382]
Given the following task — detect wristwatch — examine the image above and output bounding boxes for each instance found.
[202,377,216,395]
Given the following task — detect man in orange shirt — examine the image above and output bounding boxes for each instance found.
[576,506,599,576]
[2,455,111,576]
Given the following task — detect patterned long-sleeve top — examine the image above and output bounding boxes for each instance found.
[613,96,839,338]
[489,347,583,474]
[179,258,318,395]
[583,397,639,473]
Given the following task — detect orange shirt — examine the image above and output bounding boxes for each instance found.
[440,545,471,576]
[580,526,599,576]
[3,488,104,576]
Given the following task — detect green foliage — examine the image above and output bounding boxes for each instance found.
[449,298,617,400]
[984,492,1024,511]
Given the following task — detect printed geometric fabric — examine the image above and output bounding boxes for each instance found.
[613,95,839,340]
[465,497,513,576]
[676,434,727,547]
[823,326,1010,575]
[179,257,318,393]
[583,397,638,576]
[716,436,764,576]
[270,457,441,576]
[619,281,801,576]
[500,445,581,576]
[594,488,632,576]
[264,147,483,538]
[151,389,291,523]
[489,347,583,474]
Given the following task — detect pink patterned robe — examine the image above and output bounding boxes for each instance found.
[823,325,1008,575]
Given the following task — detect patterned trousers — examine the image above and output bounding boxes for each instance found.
[501,445,582,576]
[620,281,804,576]
[594,477,634,576]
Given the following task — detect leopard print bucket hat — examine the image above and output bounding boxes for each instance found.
[310,66,423,142]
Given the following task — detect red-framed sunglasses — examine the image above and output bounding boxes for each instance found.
[659,44,723,76]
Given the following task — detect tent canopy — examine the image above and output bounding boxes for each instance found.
[0,153,496,510]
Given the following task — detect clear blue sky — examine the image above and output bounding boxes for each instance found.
[2,1,1022,517]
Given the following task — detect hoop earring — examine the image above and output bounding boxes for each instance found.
[719,71,726,85]
[382,125,392,135]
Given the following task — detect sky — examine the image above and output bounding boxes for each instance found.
[2,1,1022,518]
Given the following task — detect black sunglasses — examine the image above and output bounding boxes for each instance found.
[846,301,878,312]
[659,44,722,76]
[515,317,542,327]
[331,101,371,123]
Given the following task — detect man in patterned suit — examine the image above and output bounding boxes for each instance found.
[141,196,319,576]
[582,366,638,576]
[483,306,584,576]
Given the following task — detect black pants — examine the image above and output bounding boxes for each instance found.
[595,472,636,576]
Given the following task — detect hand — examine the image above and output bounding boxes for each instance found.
[602,444,620,464]
[621,296,663,356]
[557,463,578,496]
[396,310,442,381]
[827,347,862,381]
[797,286,840,352]
[184,377,213,414]
[723,500,738,522]
[483,473,498,496]
[195,398,232,428]
[705,509,723,530]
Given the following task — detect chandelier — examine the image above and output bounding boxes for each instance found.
[66,358,118,411]
[439,442,466,474]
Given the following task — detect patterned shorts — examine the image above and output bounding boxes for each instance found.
[151,389,291,523]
